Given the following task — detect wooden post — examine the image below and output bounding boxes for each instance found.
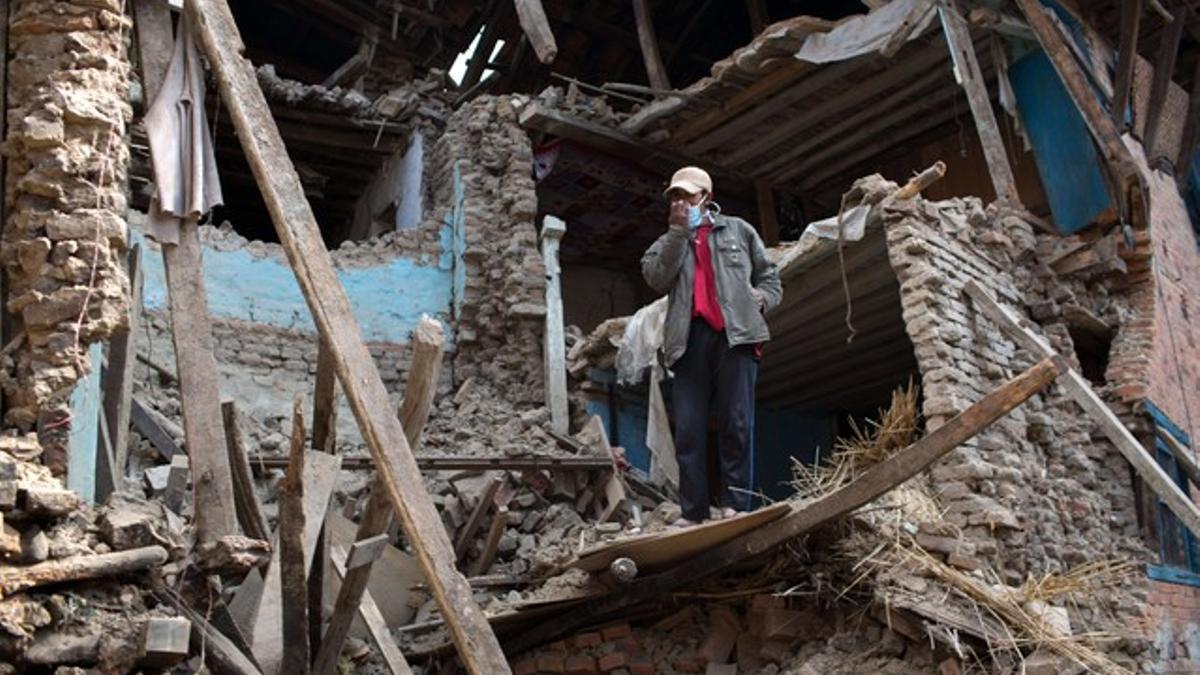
[312,341,337,454]
[221,401,270,541]
[1143,3,1187,158]
[279,398,309,674]
[938,0,1019,204]
[135,0,237,542]
[745,0,768,35]
[632,0,671,91]
[104,245,142,478]
[1110,0,1142,128]
[313,317,448,675]
[0,545,168,595]
[962,280,1200,543]
[330,547,412,675]
[508,356,1061,652]
[1015,0,1146,226]
[754,179,779,246]
[471,507,508,576]
[513,0,557,64]
[540,216,569,434]
[455,475,503,561]
[1178,57,1200,172]
[184,0,508,669]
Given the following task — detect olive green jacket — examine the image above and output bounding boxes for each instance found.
[641,213,782,367]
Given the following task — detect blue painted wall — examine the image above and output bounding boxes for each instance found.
[135,227,457,345]
[1010,47,1113,234]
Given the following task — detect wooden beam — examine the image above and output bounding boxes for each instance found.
[632,0,670,91]
[1111,0,1142,128]
[540,216,569,434]
[471,506,509,576]
[517,102,750,194]
[330,546,413,675]
[104,245,142,479]
[250,454,616,472]
[185,2,508,671]
[508,356,1061,652]
[755,179,779,246]
[321,35,376,88]
[1178,56,1200,171]
[881,0,936,58]
[313,316,447,675]
[279,397,309,675]
[455,475,504,561]
[311,341,337,454]
[130,397,182,459]
[134,0,173,102]
[739,43,951,173]
[1160,426,1200,488]
[670,61,808,146]
[513,0,557,64]
[1144,3,1188,158]
[939,1,1019,203]
[745,0,768,35]
[460,6,505,90]
[221,401,270,541]
[0,545,169,595]
[1015,0,1146,227]
[962,280,1200,544]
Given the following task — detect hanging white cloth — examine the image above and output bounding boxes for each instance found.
[143,11,222,244]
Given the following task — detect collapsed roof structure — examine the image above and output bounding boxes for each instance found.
[0,0,1198,673]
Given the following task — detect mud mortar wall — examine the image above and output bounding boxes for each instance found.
[0,0,131,469]
[883,200,1148,589]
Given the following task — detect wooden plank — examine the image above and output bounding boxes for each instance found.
[754,179,779,246]
[345,533,390,570]
[221,401,270,541]
[330,546,413,675]
[1014,0,1146,228]
[939,1,1019,203]
[130,393,181,456]
[321,36,375,88]
[471,506,508,576]
[314,316,445,675]
[454,475,504,561]
[164,454,188,514]
[517,102,749,194]
[1110,0,1142,128]
[311,341,337,454]
[155,588,261,675]
[540,216,569,434]
[513,0,557,64]
[508,357,1061,653]
[632,0,670,91]
[250,454,615,472]
[104,244,143,477]
[66,343,102,503]
[248,450,341,671]
[279,398,309,675]
[184,3,509,672]
[134,0,173,103]
[745,0,768,35]
[1143,3,1188,158]
[961,280,1200,543]
[670,61,808,146]
[1159,426,1200,488]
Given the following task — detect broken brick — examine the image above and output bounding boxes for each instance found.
[597,651,628,672]
[600,623,632,641]
[536,653,567,673]
[572,631,602,648]
[565,654,598,675]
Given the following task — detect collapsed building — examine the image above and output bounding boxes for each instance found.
[0,0,1198,673]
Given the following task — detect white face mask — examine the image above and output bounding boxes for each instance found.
[687,205,705,229]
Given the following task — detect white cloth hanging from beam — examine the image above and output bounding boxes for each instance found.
[795,0,938,64]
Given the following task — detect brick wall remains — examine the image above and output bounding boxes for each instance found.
[429,95,545,405]
[0,0,131,470]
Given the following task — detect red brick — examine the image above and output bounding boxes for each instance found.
[627,654,654,675]
[573,632,602,649]
[597,651,628,672]
[601,624,632,641]
[545,640,569,652]
[512,658,537,675]
[617,636,643,656]
[565,654,599,675]
[537,653,567,673]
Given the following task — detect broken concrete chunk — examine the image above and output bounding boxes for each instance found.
[21,487,80,519]
[97,495,169,551]
[194,535,271,576]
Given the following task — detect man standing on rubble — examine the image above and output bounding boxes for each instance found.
[642,167,782,526]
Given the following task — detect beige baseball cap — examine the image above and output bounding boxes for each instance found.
[663,166,713,199]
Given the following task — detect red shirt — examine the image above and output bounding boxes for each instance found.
[692,224,725,332]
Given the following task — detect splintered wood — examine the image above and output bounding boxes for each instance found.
[185,1,509,670]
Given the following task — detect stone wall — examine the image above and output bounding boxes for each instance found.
[0,0,131,470]
[882,198,1149,612]
[429,96,545,405]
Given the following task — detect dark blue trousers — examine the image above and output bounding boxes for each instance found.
[672,319,758,522]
